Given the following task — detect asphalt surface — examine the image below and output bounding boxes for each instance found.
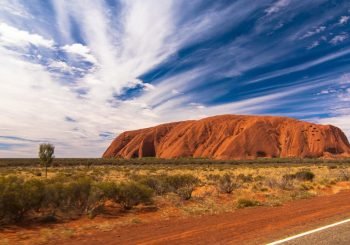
[277,221,350,245]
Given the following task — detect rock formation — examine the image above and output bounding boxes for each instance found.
[103,115,350,159]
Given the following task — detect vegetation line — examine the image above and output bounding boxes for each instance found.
[0,157,350,168]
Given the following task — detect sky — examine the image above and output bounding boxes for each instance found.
[0,0,350,157]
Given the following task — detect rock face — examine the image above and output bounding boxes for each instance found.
[103,115,350,159]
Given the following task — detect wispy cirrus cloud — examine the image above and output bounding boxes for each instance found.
[0,22,54,48]
[339,16,350,25]
[330,33,349,45]
[265,0,290,15]
[1,0,350,157]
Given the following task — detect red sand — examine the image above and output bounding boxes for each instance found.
[59,190,350,244]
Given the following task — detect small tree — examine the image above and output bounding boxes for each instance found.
[39,144,55,178]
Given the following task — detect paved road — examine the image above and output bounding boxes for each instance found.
[275,221,350,245]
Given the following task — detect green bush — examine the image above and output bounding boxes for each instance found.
[0,176,27,223]
[295,171,315,181]
[65,177,92,210]
[87,182,118,218]
[138,176,167,195]
[164,174,199,193]
[116,182,153,210]
[138,174,199,198]
[217,174,238,194]
[0,176,136,224]
[42,181,65,213]
[0,174,161,224]
[22,179,45,212]
[0,177,45,223]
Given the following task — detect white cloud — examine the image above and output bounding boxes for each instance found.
[189,102,205,110]
[0,46,160,157]
[246,47,350,84]
[330,33,348,45]
[307,40,320,49]
[319,90,329,94]
[265,0,290,15]
[48,60,83,74]
[62,43,97,64]
[171,89,183,95]
[339,74,350,84]
[1,1,350,157]
[315,74,350,138]
[48,61,71,73]
[0,22,54,48]
[300,26,326,40]
[0,0,32,18]
[339,16,350,25]
[127,79,155,91]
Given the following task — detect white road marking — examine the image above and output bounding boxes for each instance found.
[267,218,350,245]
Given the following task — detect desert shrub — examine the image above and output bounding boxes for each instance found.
[236,199,260,208]
[176,186,195,200]
[0,175,152,224]
[299,183,313,191]
[265,177,294,190]
[336,169,350,181]
[217,174,238,194]
[22,179,45,212]
[138,176,167,195]
[0,176,27,223]
[206,174,221,182]
[236,174,253,183]
[166,174,199,200]
[282,174,296,181]
[265,178,279,189]
[86,182,118,218]
[41,180,67,214]
[164,174,199,193]
[35,177,113,217]
[278,177,294,190]
[41,176,93,214]
[96,182,119,199]
[139,174,199,198]
[254,175,265,181]
[116,182,153,210]
[295,171,315,181]
[0,176,45,223]
[65,177,92,211]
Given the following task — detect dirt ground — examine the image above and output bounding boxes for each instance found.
[49,189,350,245]
[1,165,350,245]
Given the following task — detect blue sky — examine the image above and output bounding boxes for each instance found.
[0,0,350,157]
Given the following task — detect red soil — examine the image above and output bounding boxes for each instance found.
[59,190,350,245]
[103,115,350,159]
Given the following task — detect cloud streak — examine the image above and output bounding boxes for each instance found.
[0,0,350,157]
